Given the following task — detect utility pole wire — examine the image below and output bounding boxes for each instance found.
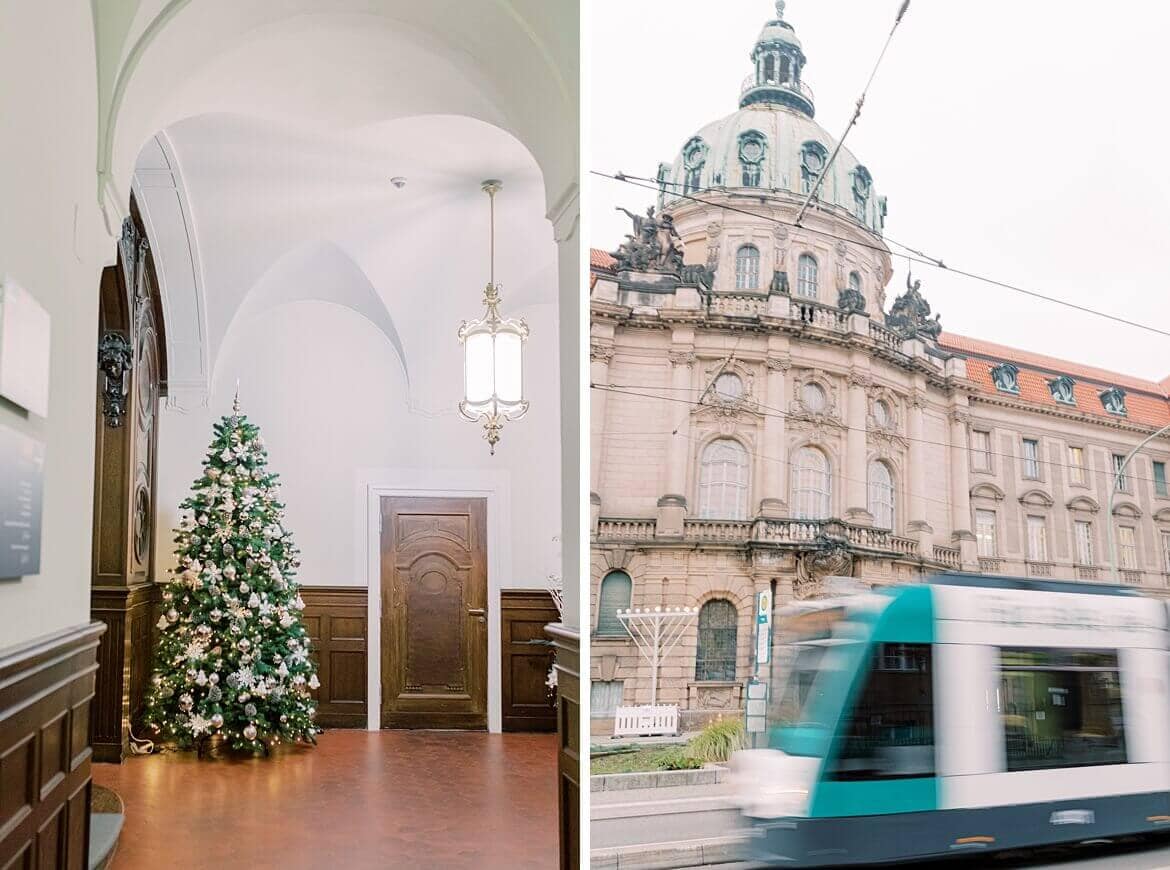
[592,170,1170,341]
[794,0,910,226]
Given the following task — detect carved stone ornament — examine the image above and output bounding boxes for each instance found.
[885,273,942,340]
[794,532,854,599]
[765,355,792,373]
[98,331,133,427]
[668,349,696,368]
[680,263,717,291]
[769,270,790,294]
[837,284,867,314]
[590,342,615,364]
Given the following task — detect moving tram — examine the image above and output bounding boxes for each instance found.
[732,573,1170,866]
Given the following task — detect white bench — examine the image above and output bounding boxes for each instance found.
[613,704,680,737]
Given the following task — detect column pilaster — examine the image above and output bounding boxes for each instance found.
[759,354,790,516]
[657,341,695,537]
[907,389,934,550]
[949,406,977,568]
[844,369,873,524]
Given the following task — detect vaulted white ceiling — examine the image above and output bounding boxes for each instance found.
[134,111,554,412]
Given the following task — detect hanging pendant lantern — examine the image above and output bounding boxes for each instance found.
[458,179,529,455]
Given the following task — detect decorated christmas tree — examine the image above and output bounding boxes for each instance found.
[143,395,319,753]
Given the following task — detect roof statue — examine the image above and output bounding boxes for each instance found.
[611,205,685,275]
[886,272,942,341]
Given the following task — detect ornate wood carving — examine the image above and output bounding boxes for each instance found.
[91,200,168,762]
[301,586,368,728]
[500,590,559,732]
[0,623,105,869]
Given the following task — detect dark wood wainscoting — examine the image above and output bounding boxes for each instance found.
[500,590,559,732]
[0,622,105,869]
[90,581,158,762]
[546,623,579,870]
[301,587,368,728]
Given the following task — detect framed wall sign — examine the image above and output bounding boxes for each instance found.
[0,424,45,577]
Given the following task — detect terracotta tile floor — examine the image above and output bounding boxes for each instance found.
[92,729,558,869]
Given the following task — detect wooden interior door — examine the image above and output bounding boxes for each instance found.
[381,497,488,729]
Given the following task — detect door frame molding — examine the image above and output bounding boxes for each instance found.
[358,468,511,732]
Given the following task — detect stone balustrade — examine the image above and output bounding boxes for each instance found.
[595,518,657,541]
[707,292,769,318]
[933,545,962,569]
[682,519,752,543]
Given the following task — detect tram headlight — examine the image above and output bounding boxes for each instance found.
[729,749,815,819]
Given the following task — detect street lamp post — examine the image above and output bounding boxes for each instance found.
[1107,423,1170,583]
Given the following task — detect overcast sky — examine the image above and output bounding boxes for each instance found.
[588,0,1170,382]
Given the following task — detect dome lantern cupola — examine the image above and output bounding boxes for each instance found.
[741,1,815,117]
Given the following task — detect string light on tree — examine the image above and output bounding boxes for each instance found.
[143,390,319,753]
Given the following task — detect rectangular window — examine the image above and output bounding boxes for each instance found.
[1118,526,1138,570]
[1026,515,1048,562]
[1162,531,1170,573]
[1022,438,1041,479]
[975,509,997,557]
[1113,453,1130,493]
[590,680,624,717]
[1075,520,1094,565]
[828,643,934,781]
[1068,446,1086,485]
[999,648,1126,771]
[970,430,992,472]
[1156,461,1168,497]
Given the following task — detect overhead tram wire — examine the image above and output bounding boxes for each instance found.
[793,0,911,227]
[593,381,1170,490]
[591,168,1170,341]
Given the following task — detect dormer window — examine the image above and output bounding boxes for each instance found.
[683,138,707,195]
[1048,375,1076,406]
[801,142,828,196]
[853,166,872,223]
[1100,387,1127,416]
[990,362,1019,395]
[738,131,766,188]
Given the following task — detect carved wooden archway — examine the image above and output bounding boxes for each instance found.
[91,197,168,762]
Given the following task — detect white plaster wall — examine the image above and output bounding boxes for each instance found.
[154,300,562,590]
[0,5,109,649]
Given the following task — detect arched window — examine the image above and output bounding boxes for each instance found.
[738,132,766,188]
[793,447,831,519]
[868,461,895,529]
[699,439,750,520]
[763,54,776,82]
[683,138,706,195]
[596,571,632,637]
[873,398,891,428]
[713,373,744,402]
[853,166,872,223]
[797,254,819,298]
[735,245,761,290]
[695,598,738,681]
[779,55,791,82]
[849,271,862,294]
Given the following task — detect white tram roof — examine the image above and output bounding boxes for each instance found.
[927,573,1168,650]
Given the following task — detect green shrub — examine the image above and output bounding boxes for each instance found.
[658,747,703,770]
[686,718,747,764]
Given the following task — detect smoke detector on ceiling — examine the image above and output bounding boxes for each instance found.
[390,176,407,189]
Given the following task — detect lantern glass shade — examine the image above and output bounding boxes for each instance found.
[464,332,494,405]
[494,331,523,404]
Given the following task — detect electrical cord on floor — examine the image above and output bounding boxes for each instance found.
[127,724,155,755]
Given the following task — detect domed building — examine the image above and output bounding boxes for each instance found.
[590,2,1170,730]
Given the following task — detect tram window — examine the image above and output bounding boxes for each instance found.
[999,648,1126,771]
[827,642,935,781]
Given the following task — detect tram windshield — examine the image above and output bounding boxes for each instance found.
[766,605,856,756]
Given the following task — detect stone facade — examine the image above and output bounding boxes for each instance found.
[589,3,1170,732]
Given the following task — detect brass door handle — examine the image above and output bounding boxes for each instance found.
[467,608,486,616]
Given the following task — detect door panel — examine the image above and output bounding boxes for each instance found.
[381,497,487,729]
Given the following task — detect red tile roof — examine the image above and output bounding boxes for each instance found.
[939,332,1166,395]
[591,248,616,271]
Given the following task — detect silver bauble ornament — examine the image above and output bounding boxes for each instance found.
[243,724,257,740]
[210,713,224,728]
